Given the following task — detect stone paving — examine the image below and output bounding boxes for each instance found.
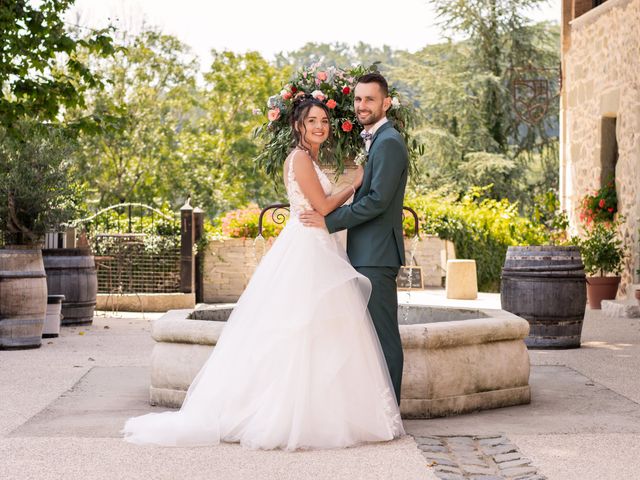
[413,434,546,480]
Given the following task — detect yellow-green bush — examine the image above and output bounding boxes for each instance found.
[405,188,547,292]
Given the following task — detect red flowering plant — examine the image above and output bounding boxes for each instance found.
[254,63,422,177]
[578,178,618,225]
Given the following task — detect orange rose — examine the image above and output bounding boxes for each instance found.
[326,99,337,109]
[317,71,328,82]
[341,120,353,132]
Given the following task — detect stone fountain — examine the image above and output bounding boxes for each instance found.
[149,303,530,418]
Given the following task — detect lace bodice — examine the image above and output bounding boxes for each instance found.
[285,149,333,216]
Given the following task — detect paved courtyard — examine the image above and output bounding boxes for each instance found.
[1,290,640,479]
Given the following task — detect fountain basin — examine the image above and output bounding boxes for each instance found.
[149,304,531,418]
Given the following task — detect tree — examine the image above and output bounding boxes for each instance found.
[0,0,115,243]
[0,0,115,137]
[0,121,83,244]
[71,34,290,216]
[70,29,201,207]
[390,2,560,211]
[275,42,396,72]
[190,50,291,214]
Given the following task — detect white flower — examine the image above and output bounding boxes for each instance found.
[311,89,326,100]
[267,95,279,108]
[391,97,401,109]
[354,152,368,166]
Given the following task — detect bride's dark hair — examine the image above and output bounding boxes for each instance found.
[290,95,332,151]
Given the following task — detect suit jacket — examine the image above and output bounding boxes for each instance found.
[325,121,408,267]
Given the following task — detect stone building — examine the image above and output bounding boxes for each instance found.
[560,0,640,293]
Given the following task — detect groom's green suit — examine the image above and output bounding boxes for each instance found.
[325,120,408,403]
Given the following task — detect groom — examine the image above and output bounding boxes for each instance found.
[300,72,408,404]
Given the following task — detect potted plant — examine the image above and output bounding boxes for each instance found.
[573,218,626,309]
[0,121,83,348]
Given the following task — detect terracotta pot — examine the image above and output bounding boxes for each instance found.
[586,276,621,309]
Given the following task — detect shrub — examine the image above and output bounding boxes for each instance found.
[216,204,286,239]
[405,188,547,292]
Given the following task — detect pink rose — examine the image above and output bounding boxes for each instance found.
[282,91,292,100]
[311,90,326,101]
[267,108,280,121]
[317,71,328,82]
[326,99,337,109]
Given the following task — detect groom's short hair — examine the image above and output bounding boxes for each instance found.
[356,73,389,97]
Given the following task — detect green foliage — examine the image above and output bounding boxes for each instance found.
[69,29,201,207]
[0,122,85,244]
[274,42,395,72]
[571,219,626,277]
[70,36,288,216]
[530,189,569,245]
[78,205,180,255]
[0,0,116,136]
[192,50,289,214]
[406,188,546,291]
[384,2,560,213]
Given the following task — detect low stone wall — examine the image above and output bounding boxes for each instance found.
[96,293,195,312]
[202,235,455,303]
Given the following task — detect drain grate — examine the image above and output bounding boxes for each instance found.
[413,434,546,480]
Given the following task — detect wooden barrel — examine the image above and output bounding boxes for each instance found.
[42,248,97,326]
[0,248,47,349]
[501,246,587,349]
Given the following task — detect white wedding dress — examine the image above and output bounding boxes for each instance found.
[122,151,404,449]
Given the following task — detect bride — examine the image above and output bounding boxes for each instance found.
[122,96,404,450]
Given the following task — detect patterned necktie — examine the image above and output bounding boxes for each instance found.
[360,130,373,152]
[360,130,373,142]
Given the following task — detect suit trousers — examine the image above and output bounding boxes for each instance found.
[355,266,403,404]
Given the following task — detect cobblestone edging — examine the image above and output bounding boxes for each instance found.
[414,434,546,480]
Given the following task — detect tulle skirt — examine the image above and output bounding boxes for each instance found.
[122,217,404,449]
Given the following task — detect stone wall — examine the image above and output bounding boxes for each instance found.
[562,0,640,293]
[202,235,454,303]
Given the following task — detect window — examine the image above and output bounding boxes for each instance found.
[600,116,618,187]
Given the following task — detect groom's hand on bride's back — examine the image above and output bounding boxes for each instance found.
[299,210,327,229]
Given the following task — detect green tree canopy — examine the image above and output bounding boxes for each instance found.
[0,0,115,137]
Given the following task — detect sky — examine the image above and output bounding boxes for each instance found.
[65,0,560,67]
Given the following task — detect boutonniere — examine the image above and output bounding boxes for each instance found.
[354,149,368,166]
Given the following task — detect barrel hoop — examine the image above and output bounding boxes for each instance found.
[501,272,586,279]
[502,264,585,271]
[0,271,47,278]
[506,255,582,261]
[63,301,97,308]
[0,317,45,325]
